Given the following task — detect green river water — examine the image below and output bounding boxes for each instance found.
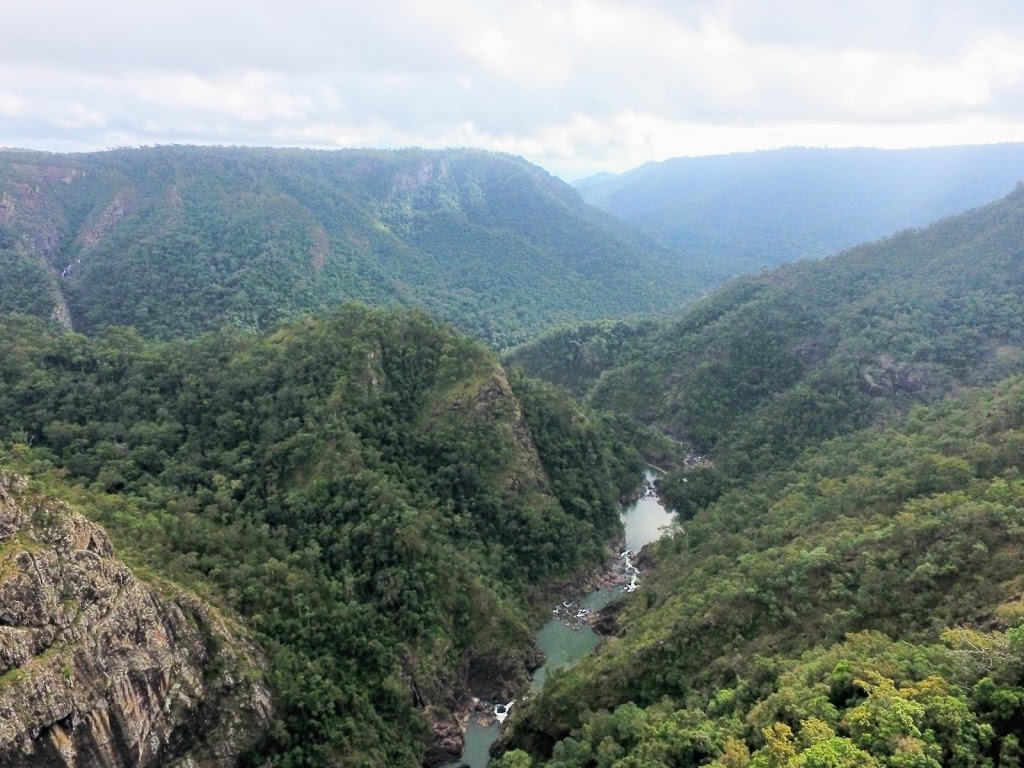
[441,471,674,767]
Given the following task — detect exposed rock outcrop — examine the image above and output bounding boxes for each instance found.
[423,706,463,766]
[0,473,272,767]
[861,355,934,396]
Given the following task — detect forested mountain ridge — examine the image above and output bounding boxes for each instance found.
[4,141,1024,768]
[0,145,702,347]
[576,144,1024,281]
[0,306,643,766]
[499,373,1024,767]
[510,183,1024,483]
[492,176,1024,768]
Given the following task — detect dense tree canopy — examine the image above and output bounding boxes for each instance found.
[503,374,1024,768]
[0,145,701,347]
[4,144,1024,768]
[513,183,1024,483]
[0,306,642,766]
[498,183,1024,768]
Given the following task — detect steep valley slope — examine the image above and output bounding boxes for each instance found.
[0,472,271,767]
[0,145,703,348]
[6,143,1024,768]
[498,369,1024,768]
[494,177,1024,768]
[510,183,1024,482]
[0,305,643,766]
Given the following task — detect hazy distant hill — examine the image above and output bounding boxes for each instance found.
[0,145,704,347]
[512,182,1024,476]
[576,144,1024,280]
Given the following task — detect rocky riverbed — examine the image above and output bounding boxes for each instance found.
[439,470,674,768]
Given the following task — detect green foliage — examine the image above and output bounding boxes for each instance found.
[0,146,701,348]
[518,184,1024,499]
[655,465,727,521]
[0,249,61,321]
[504,319,661,398]
[494,750,536,768]
[509,370,644,539]
[8,144,1024,768]
[0,306,640,766]
[504,372,1024,767]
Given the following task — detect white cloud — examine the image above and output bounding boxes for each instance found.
[1,1,1024,177]
[54,103,108,129]
[135,71,314,122]
[0,92,23,116]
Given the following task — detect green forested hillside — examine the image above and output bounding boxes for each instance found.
[492,174,1024,768]
[500,373,1024,768]
[0,145,701,347]
[576,144,1024,281]
[513,184,1024,483]
[0,306,642,767]
[5,143,1024,768]
[503,320,662,399]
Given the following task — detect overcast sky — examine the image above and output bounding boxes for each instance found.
[3,0,1024,179]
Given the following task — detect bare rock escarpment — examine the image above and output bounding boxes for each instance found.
[0,473,272,767]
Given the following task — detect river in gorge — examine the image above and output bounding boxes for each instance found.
[441,470,675,768]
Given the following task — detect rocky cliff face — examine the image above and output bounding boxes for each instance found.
[0,473,272,767]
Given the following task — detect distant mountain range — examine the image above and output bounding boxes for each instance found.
[0,146,705,347]
[5,140,1024,768]
[5,144,1021,351]
[576,143,1024,280]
